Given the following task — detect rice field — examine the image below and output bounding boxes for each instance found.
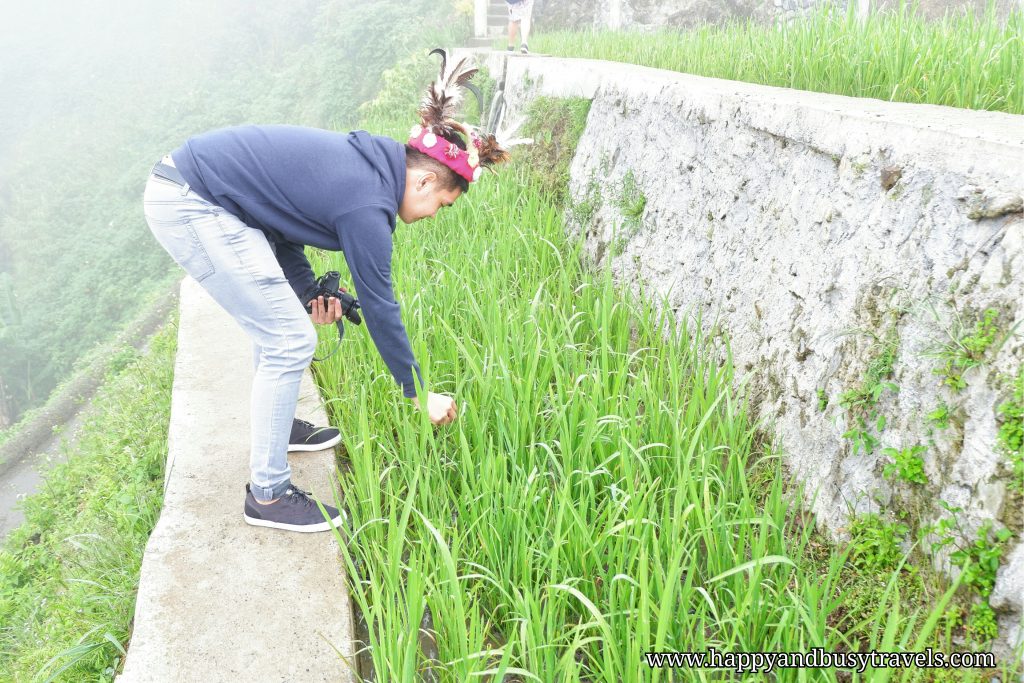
[530,4,1023,115]
[304,82,1014,679]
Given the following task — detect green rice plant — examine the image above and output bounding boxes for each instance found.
[531,2,1024,114]
[304,83,1015,678]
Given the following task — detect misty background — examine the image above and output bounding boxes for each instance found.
[0,0,467,428]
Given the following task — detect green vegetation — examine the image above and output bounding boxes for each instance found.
[926,402,951,430]
[931,308,1006,391]
[569,175,603,229]
[0,0,469,427]
[0,318,176,681]
[306,60,1015,679]
[848,513,909,571]
[948,523,1012,643]
[531,4,1024,114]
[610,170,647,255]
[816,387,829,412]
[0,2,469,677]
[616,170,647,224]
[882,444,929,485]
[930,507,1014,644]
[839,334,899,455]
[997,376,1023,492]
[521,96,593,207]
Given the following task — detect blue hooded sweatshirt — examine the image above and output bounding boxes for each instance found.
[171,124,422,397]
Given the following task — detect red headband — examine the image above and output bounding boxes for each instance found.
[408,124,482,183]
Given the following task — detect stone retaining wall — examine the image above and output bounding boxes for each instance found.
[471,50,1024,655]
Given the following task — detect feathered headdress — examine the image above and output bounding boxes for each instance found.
[408,48,525,183]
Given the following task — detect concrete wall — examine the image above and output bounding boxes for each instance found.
[470,50,1024,655]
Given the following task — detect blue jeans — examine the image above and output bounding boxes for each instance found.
[143,161,316,501]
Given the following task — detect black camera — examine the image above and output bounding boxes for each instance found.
[301,271,361,360]
[301,271,361,326]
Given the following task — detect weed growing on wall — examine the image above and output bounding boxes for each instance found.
[882,444,929,485]
[996,375,1023,495]
[616,170,647,225]
[929,504,1015,645]
[848,513,910,571]
[839,333,899,455]
[608,170,647,256]
[926,402,951,430]
[931,308,1006,391]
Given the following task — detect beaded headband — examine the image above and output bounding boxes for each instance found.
[409,49,512,183]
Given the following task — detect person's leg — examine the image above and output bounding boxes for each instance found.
[520,1,533,52]
[143,172,314,502]
[255,325,343,454]
[507,17,517,51]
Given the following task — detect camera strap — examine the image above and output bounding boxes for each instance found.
[312,322,345,363]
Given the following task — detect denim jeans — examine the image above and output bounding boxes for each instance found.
[143,161,316,501]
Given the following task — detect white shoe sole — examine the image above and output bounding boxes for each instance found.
[287,433,342,452]
[243,513,342,533]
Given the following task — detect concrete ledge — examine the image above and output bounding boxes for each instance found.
[120,277,355,682]
[461,51,1024,185]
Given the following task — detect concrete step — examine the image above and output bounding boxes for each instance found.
[466,36,499,48]
[119,277,355,682]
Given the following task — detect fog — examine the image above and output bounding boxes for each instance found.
[0,0,325,424]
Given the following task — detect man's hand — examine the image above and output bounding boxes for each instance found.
[412,392,458,426]
[308,296,343,325]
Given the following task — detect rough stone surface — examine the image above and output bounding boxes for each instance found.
[118,278,355,682]
[471,51,1024,656]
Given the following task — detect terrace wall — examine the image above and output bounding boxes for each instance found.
[470,51,1024,654]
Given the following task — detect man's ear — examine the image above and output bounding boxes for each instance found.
[416,170,437,191]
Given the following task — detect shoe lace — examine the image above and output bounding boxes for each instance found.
[295,418,314,430]
[285,485,315,508]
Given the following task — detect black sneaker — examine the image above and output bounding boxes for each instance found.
[288,418,341,452]
[243,483,344,533]
[520,43,529,54]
